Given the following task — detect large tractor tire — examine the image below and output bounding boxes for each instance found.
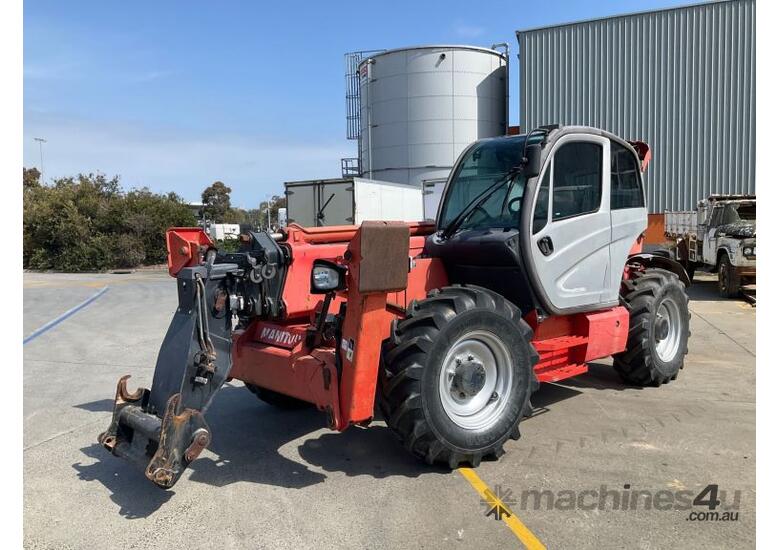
[380,285,539,468]
[717,254,741,298]
[245,383,312,409]
[613,268,690,386]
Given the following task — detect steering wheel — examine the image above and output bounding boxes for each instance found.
[468,205,492,225]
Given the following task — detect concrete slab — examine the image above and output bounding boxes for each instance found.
[23,271,755,549]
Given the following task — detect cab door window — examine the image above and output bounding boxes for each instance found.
[551,142,602,220]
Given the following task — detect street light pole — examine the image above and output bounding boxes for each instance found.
[34,137,46,181]
[266,195,272,231]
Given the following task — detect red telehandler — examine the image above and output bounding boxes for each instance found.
[99,125,690,488]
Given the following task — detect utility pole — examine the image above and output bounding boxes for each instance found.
[34,137,46,181]
[266,195,272,231]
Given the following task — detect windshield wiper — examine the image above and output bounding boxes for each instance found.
[440,167,521,240]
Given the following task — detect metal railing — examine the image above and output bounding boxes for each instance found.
[340,158,361,178]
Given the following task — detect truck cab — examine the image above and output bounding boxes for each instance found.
[699,196,756,296]
[665,194,755,298]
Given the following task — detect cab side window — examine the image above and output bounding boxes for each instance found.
[610,141,644,209]
[552,142,602,220]
[709,207,723,228]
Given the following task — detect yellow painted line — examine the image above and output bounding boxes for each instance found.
[458,467,546,550]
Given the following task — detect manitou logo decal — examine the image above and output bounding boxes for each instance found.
[257,325,303,349]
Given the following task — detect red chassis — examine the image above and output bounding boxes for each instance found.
[170,222,630,432]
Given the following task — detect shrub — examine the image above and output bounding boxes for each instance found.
[23,170,196,271]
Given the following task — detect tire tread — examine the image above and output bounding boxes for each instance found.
[380,285,538,469]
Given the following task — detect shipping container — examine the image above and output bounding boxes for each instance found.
[284,177,423,227]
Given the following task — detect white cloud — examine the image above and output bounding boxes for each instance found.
[23,114,354,208]
[124,70,175,84]
[23,61,81,81]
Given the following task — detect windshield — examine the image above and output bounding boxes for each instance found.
[734,203,756,222]
[720,203,756,225]
[439,136,527,231]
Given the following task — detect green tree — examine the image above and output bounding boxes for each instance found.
[201,181,232,222]
[23,170,196,271]
[223,207,248,225]
[23,167,41,190]
[245,208,263,229]
[259,195,286,229]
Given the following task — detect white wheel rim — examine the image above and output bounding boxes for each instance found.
[655,297,682,362]
[438,330,513,430]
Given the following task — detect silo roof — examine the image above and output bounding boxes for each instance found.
[362,44,505,62]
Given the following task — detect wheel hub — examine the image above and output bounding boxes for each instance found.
[438,331,513,430]
[655,317,670,341]
[451,358,486,398]
[654,297,682,362]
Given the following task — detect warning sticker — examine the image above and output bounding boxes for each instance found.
[341,338,355,362]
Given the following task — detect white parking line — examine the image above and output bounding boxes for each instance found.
[23,287,109,345]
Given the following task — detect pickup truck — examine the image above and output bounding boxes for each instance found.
[665,195,756,298]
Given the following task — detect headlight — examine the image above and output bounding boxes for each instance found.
[743,246,754,256]
[310,260,347,293]
[313,266,340,290]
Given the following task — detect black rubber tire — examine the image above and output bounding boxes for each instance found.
[613,268,690,386]
[717,255,741,298]
[245,383,312,409]
[678,242,697,282]
[379,285,539,468]
[684,260,697,282]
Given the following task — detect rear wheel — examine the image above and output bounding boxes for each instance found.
[678,241,697,282]
[684,262,697,282]
[380,285,538,468]
[613,269,690,386]
[245,384,311,409]
[717,255,741,298]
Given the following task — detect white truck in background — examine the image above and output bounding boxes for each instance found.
[208,223,241,241]
[665,195,756,298]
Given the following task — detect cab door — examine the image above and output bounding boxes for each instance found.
[606,140,648,302]
[528,134,612,312]
[702,206,724,264]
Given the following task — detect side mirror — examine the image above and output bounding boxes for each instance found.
[521,143,542,178]
[310,259,347,294]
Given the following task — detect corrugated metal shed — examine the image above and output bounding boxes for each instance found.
[516,0,755,213]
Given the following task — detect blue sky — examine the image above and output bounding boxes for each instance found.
[24,0,696,208]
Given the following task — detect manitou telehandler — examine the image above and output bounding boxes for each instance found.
[99,125,691,488]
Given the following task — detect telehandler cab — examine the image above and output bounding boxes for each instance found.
[99,125,691,488]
